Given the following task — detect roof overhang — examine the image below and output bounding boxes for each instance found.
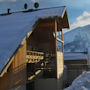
[57,8,70,31]
[38,7,70,31]
[0,6,70,77]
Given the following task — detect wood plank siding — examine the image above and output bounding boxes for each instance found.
[0,40,27,90]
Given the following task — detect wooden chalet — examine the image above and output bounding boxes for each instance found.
[0,6,69,90]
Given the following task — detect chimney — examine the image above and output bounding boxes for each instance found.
[34,2,39,8]
[7,9,11,14]
[24,3,28,9]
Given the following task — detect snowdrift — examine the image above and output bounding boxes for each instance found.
[64,71,90,90]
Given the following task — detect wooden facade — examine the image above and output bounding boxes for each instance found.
[0,7,69,90]
[0,40,27,90]
[26,19,64,90]
[0,19,66,90]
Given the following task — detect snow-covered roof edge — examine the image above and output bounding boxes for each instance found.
[0,6,70,77]
[0,20,38,77]
[64,52,88,61]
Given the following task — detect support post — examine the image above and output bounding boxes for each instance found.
[54,19,57,78]
[61,30,64,52]
[54,19,63,90]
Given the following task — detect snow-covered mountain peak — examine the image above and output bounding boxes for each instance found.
[64,24,90,52]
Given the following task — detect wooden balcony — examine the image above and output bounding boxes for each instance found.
[26,51,44,63]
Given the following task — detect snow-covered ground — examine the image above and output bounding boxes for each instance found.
[64,71,90,90]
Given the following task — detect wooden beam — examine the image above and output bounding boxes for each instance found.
[27,50,44,55]
[55,20,57,43]
[57,38,64,44]
[27,31,32,38]
[61,30,64,52]
[26,55,44,60]
[28,70,41,80]
[54,19,58,78]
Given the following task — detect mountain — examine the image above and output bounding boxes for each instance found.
[63,24,90,52]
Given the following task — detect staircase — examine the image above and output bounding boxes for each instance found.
[26,50,56,80]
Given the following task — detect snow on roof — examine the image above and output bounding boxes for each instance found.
[64,71,90,90]
[0,6,67,75]
[64,52,88,61]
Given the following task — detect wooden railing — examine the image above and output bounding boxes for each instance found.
[26,51,44,63]
[26,50,56,80]
[26,50,56,63]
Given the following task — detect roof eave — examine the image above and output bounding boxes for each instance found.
[58,8,70,30]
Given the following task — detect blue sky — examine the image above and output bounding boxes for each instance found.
[0,0,90,29]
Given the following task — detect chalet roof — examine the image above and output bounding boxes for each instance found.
[0,6,69,77]
[64,52,88,61]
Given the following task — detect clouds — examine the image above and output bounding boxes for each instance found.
[71,11,90,29]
